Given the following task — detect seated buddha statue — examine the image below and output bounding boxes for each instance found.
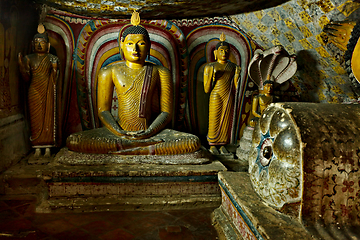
[247,45,297,127]
[66,11,200,155]
[203,33,241,155]
[249,80,274,127]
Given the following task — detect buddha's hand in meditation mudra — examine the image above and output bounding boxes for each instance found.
[66,11,201,155]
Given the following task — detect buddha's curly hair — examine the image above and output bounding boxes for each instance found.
[263,80,274,85]
[33,33,49,42]
[120,25,150,45]
[215,41,230,50]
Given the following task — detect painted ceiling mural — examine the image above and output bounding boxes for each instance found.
[33,0,289,19]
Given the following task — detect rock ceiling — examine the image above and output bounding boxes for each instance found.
[34,0,290,19]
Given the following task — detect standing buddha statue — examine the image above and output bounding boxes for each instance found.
[66,11,200,155]
[18,24,61,157]
[203,33,241,155]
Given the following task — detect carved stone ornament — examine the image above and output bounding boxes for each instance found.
[249,102,360,237]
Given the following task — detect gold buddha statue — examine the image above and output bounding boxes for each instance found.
[18,25,61,157]
[66,11,201,155]
[250,80,274,127]
[203,33,241,155]
[248,45,297,127]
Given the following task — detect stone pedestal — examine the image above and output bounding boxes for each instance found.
[1,148,226,213]
[212,171,313,240]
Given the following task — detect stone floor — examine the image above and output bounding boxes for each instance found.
[0,195,219,240]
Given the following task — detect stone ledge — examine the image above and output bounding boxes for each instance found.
[39,161,225,212]
[55,147,211,165]
[37,194,222,213]
[214,171,314,239]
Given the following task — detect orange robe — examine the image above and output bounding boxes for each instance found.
[28,54,58,147]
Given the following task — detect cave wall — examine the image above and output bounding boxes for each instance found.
[232,0,360,103]
[0,0,39,172]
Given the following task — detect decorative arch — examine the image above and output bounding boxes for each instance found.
[43,14,75,137]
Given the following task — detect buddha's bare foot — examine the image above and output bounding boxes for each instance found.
[44,148,51,158]
[209,146,219,155]
[34,148,41,157]
[219,146,229,154]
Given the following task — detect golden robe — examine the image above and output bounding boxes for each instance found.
[67,63,200,155]
[205,62,239,145]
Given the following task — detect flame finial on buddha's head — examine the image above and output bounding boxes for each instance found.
[220,32,226,42]
[131,10,141,26]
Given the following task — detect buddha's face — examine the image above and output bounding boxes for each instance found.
[121,34,149,64]
[214,45,230,62]
[33,37,49,54]
[263,83,273,94]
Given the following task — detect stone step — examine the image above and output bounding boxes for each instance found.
[40,160,225,212]
[37,194,221,213]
